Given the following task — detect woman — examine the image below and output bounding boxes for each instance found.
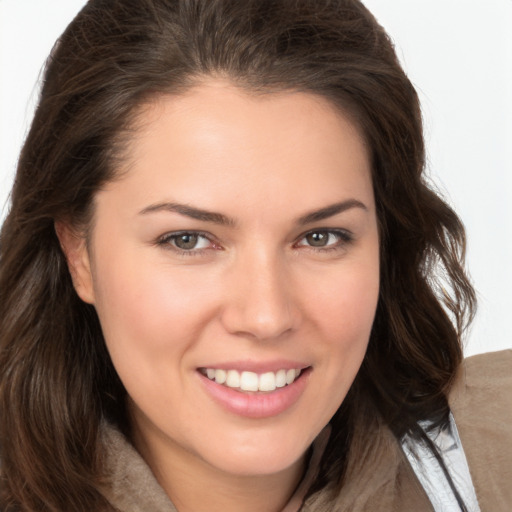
[0,1,510,511]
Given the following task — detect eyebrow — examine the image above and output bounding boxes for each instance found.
[139,199,367,226]
[296,199,368,225]
[139,202,235,226]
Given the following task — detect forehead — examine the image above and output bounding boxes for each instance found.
[100,80,374,219]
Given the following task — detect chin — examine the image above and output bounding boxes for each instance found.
[195,425,314,477]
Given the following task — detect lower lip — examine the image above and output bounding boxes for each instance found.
[198,368,311,419]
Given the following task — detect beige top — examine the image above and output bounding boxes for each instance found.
[101,350,512,512]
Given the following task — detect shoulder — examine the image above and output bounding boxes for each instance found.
[449,350,512,511]
[460,348,512,384]
[450,349,512,421]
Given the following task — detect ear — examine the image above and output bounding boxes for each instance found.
[55,221,95,304]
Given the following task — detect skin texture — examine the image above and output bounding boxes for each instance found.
[58,80,380,512]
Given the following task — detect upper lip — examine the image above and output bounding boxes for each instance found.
[197,360,310,373]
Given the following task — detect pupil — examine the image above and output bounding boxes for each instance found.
[307,232,328,247]
[175,234,198,250]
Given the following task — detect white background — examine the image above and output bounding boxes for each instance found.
[1,1,511,356]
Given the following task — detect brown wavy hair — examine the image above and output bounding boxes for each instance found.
[0,1,475,510]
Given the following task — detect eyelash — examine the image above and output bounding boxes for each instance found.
[156,229,354,257]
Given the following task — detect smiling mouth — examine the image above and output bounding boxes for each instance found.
[198,367,305,393]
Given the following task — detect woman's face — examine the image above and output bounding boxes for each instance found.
[68,81,380,479]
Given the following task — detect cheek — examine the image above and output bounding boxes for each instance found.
[90,250,222,377]
[90,256,222,416]
[307,260,379,396]
[308,262,379,340]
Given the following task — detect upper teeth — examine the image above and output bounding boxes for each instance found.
[204,368,302,392]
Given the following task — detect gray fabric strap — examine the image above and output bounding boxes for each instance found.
[402,413,481,512]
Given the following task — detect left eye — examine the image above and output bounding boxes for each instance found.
[163,232,212,251]
[296,230,348,248]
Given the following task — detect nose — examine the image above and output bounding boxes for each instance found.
[220,250,300,341]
